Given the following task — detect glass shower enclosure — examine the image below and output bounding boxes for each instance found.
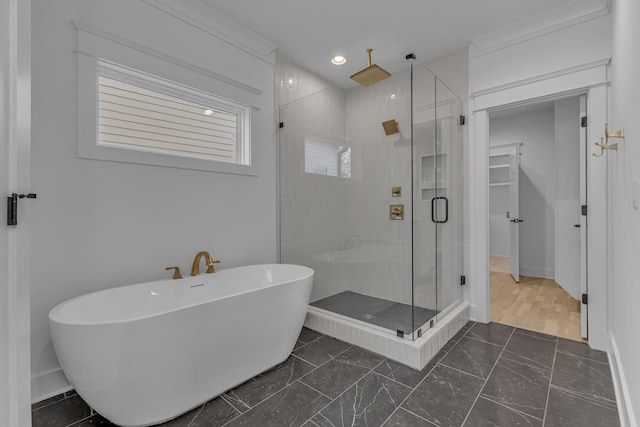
[278,57,463,341]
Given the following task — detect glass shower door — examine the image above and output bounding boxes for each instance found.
[435,78,464,320]
[411,67,463,338]
[411,63,438,338]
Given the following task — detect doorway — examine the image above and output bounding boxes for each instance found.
[469,60,608,351]
[486,97,587,341]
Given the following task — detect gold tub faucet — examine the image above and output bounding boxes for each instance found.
[191,251,220,276]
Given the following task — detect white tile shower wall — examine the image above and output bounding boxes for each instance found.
[277,54,350,302]
[344,69,414,305]
[276,54,333,108]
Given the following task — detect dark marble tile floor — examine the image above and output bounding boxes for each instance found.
[32,322,620,427]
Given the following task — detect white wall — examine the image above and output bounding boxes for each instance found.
[490,107,556,278]
[610,0,640,424]
[470,14,611,94]
[30,0,277,401]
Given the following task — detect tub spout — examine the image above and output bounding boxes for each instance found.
[191,251,220,276]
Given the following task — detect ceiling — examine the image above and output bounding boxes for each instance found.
[198,0,579,88]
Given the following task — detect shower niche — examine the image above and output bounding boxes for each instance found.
[420,153,448,200]
[278,55,466,368]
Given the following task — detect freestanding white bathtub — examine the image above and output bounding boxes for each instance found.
[49,264,314,427]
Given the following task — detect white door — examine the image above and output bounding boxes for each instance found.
[1,0,32,424]
[509,147,520,282]
[555,97,582,301]
[579,96,588,339]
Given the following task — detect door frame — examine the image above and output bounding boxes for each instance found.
[468,60,610,350]
[1,0,32,424]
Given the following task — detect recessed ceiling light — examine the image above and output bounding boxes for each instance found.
[331,55,347,65]
[203,109,214,116]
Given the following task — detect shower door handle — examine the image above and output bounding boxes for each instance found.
[431,197,449,224]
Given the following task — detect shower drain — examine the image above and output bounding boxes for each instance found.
[362,314,375,320]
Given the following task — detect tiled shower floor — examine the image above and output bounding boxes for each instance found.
[32,322,620,426]
[310,291,437,334]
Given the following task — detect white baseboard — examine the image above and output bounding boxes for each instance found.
[609,333,637,427]
[31,368,71,404]
[519,266,555,279]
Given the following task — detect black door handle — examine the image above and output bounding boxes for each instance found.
[431,197,448,224]
[574,224,581,228]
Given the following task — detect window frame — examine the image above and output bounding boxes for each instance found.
[78,57,256,175]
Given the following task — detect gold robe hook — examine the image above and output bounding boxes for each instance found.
[593,123,624,157]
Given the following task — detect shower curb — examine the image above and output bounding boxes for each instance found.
[304,302,470,370]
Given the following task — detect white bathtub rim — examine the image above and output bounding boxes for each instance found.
[49,263,313,326]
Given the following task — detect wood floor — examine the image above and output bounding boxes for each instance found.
[490,256,585,342]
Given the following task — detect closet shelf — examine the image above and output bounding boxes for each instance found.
[421,183,448,189]
[489,164,509,169]
[489,182,509,187]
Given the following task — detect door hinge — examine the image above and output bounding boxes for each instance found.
[582,293,588,305]
[581,116,587,128]
[460,275,466,286]
[279,122,284,128]
[459,115,466,126]
[581,204,587,216]
[7,193,37,226]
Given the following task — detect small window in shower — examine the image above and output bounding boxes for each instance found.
[304,136,351,178]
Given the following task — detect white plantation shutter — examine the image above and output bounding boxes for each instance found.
[98,75,241,163]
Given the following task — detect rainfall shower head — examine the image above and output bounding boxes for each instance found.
[350,49,391,87]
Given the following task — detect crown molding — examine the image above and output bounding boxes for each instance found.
[470,0,611,57]
[73,20,263,95]
[471,58,610,98]
[142,0,278,65]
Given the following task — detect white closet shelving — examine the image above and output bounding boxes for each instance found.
[489,155,510,187]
